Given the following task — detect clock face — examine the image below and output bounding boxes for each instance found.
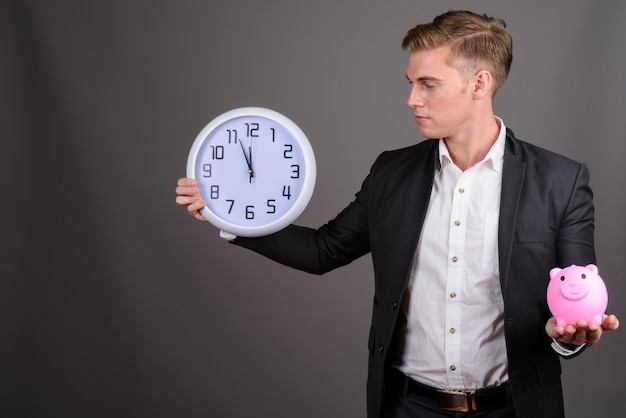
[187,107,316,237]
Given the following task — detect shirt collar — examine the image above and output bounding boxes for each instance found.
[437,116,506,173]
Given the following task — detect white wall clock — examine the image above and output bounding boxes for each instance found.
[186,107,316,237]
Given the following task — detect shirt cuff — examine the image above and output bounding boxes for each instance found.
[219,230,237,241]
[551,339,586,356]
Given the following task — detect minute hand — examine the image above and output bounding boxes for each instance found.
[238,139,254,182]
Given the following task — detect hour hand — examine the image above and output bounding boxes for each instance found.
[248,145,254,182]
[238,140,254,182]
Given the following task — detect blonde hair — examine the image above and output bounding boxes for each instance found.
[402,10,513,95]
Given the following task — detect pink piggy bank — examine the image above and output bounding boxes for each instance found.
[547,264,608,327]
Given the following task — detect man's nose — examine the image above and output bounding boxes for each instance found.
[407,85,423,108]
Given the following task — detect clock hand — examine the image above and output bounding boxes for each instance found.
[238,139,254,182]
[248,145,254,183]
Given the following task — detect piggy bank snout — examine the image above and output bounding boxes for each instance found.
[559,278,589,301]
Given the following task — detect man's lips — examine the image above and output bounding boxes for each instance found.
[414,115,429,124]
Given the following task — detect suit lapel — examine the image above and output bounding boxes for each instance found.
[381,141,437,295]
[403,144,437,246]
[498,134,526,294]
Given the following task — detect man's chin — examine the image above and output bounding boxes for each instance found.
[418,126,436,139]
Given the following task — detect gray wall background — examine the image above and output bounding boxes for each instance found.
[2,1,625,417]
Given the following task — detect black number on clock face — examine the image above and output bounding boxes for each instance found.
[227,129,238,143]
[226,199,235,214]
[282,185,292,200]
[290,164,300,179]
[267,199,276,214]
[202,163,212,177]
[245,205,255,220]
[210,185,219,199]
[245,123,259,138]
[283,144,293,159]
[210,145,224,160]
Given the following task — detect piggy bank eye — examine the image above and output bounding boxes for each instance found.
[581,274,586,279]
[560,276,565,281]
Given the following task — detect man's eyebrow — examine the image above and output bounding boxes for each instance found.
[405,74,441,82]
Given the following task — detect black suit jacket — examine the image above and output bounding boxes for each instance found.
[235,128,596,418]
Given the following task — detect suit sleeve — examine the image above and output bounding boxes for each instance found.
[231,157,382,275]
[554,162,596,267]
[552,162,595,358]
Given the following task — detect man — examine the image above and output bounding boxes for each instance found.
[176,10,618,418]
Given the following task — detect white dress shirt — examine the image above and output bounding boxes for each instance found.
[394,118,508,390]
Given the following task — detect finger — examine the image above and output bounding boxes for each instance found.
[570,320,592,345]
[603,314,620,331]
[561,324,577,342]
[176,185,201,198]
[187,201,208,222]
[175,195,204,207]
[545,317,565,339]
[586,323,603,344]
[191,211,208,222]
[187,199,206,213]
[177,178,198,187]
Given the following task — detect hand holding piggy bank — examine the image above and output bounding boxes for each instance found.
[547,264,608,327]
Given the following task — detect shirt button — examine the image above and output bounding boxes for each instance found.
[458,188,465,194]
[450,328,456,334]
[450,292,457,298]
[450,365,457,371]
[452,256,459,262]
[454,220,461,226]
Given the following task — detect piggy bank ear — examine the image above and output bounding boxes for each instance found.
[585,264,599,275]
[549,267,562,280]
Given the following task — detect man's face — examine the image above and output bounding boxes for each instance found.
[405,46,475,140]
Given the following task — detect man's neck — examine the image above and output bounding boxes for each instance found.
[443,115,501,171]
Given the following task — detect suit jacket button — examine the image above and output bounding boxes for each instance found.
[378,345,385,353]
[391,301,398,310]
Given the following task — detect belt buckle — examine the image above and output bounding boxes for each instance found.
[436,389,477,412]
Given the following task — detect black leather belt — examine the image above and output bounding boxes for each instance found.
[389,369,512,412]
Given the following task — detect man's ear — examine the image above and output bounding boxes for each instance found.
[472,70,493,99]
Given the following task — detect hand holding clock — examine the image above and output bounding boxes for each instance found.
[175,178,208,222]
